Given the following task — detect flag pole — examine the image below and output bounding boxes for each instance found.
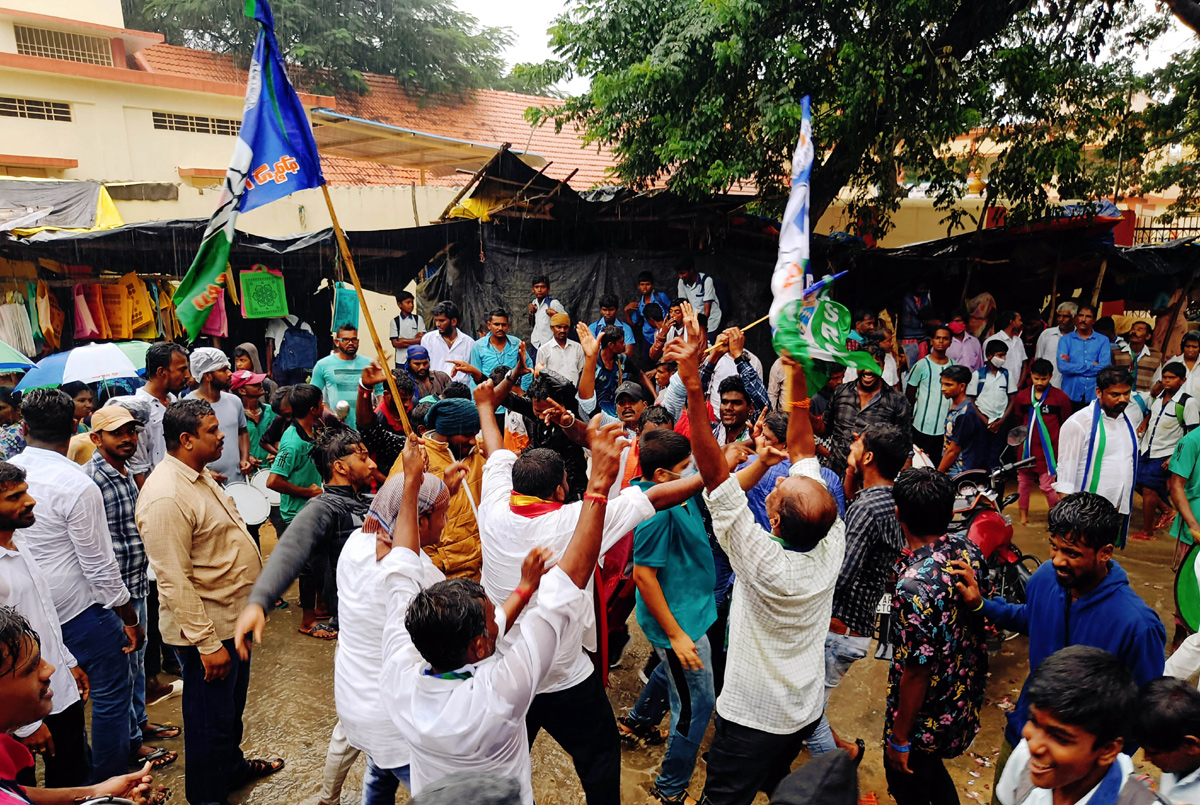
[320,183,412,436]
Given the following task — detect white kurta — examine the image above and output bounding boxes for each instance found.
[1054,403,1144,514]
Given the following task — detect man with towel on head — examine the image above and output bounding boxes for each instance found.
[537,313,586,387]
[368,362,493,581]
[405,346,452,400]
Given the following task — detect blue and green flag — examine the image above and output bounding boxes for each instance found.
[173,0,324,339]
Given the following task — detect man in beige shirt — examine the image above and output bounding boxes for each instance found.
[135,398,283,805]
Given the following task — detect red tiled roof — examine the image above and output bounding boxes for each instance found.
[139,44,619,190]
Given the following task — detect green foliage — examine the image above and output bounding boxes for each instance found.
[533,0,1174,235]
[121,0,515,97]
[1141,46,1200,221]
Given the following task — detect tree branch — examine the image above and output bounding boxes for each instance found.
[1166,0,1200,34]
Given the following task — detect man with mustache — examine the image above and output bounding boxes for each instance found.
[950,492,1165,804]
[1054,367,1144,533]
[403,346,451,400]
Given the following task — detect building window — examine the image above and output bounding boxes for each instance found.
[0,97,72,122]
[14,25,114,67]
[152,112,241,137]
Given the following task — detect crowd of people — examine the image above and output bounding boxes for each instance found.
[0,271,1198,805]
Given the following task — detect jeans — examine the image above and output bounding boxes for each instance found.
[1017,467,1059,511]
[317,720,361,805]
[129,596,148,753]
[808,632,872,755]
[526,667,621,805]
[179,637,252,805]
[701,713,819,805]
[361,757,411,805]
[886,749,959,805]
[654,636,715,797]
[629,662,671,727]
[60,603,133,783]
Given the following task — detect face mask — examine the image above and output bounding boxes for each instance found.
[948,321,966,335]
[991,356,1007,369]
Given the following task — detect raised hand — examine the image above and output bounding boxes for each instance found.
[473,379,496,409]
[538,397,577,429]
[517,340,528,373]
[518,546,554,595]
[587,417,631,489]
[360,361,388,388]
[443,460,469,498]
[448,360,480,381]
[577,322,600,359]
[402,432,427,478]
[727,326,745,359]
[723,440,753,470]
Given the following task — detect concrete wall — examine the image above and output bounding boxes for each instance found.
[815,197,991,247]
[4,0,125,29]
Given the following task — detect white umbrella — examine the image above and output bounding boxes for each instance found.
[16,343,139,390]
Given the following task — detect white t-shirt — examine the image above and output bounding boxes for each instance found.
[969,367,1011,421]
[529,298,565,349]
[389,313,426,366]
[678,274,721,332]
[264,315,313,356]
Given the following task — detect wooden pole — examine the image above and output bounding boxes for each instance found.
[1090,258,1108,308]
[438,144,510,221]
[702,312,771,355]
[321,183,412,435]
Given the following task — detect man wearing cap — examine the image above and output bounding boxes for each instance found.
[230,369,275,480]
[186,349,254,486]
[404,346,452,400]
[84,404,179,770]
[538,313,585,386]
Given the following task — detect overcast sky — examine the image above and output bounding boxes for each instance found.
[456,0,1195,96]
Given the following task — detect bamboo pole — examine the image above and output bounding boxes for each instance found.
[702,312,771,355]
[321,184,412,436]
[1090,259,1108,308]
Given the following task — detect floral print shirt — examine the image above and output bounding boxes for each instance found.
[884,532,989,758]
[0,423,24,461]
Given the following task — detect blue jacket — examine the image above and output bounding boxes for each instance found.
[1057,330,1113,402]
[983,559,1165,748]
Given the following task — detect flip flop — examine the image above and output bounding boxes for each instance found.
[131,747,178,769]
[240,757,285,783]
[1129,532,1157,541]
[298,623,338,640]
[142,722,181,740]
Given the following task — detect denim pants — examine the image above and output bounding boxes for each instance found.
[629,662,671,727]
[179,637,251,805]
[648,636,716,797]
[807,631,871,755]
[60,603,134,783]
[128,596,148,753]
[361,757,411,805]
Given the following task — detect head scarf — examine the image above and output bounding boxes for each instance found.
[234,342,265,374]
[550,313,571,327]
[425,398,479,437]
[189,347,230,380]
[405,345,432,383]
[362,470,449,538]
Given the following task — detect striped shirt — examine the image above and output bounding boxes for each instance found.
[908,356,956,435]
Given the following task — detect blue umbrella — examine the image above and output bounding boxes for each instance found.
[16,343,139,391]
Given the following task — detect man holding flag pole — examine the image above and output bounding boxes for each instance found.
[173,0,412,436]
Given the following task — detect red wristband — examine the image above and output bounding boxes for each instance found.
[584,492,608,504]
[514,585,533,605]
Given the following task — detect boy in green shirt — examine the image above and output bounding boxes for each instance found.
[620,427,717,804]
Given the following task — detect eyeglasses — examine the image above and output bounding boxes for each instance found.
[338,337,360,343]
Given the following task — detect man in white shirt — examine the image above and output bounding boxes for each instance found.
[10,388,141,784]
[528,275,566,352]
[475,378,702,805]
[378,411,625,805]
[420,300,475,379]
[0,460,88,787]
[663,322,845,805]
[1056,367,1144,529]
[676,259,721,341]
[1133,361,1199,541]
[985,310,1026,384]
[129,342,191,479]
[537,313,586,386]
[390,291,426,369]
[1035,301,1079,389]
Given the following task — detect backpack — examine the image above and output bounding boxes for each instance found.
[1175,392,1194,432]
[274,319,318,373]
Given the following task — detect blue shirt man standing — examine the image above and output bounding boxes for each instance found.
[1058,303,1112,404]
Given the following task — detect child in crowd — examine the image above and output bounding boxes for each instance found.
[970,339,1015,468]
[1013,358,1072,524]
[939,365,988,474]
[626,272,673,361]
[996,645,1164,805]
[1137,677,1200,804]
[1134,361,1198,540]
[620,428,717,805]
[528,275,566,353]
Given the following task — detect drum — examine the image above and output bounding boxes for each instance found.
[225,482,270,526]
[252,469,281,507]
[1174,543,1200,633]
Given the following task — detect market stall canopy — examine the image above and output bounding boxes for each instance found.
[309,109,547,177]
[0,179,124,236]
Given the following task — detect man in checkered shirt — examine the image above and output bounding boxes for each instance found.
[663,321,845,805]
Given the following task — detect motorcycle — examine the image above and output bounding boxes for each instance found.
[947,425,1042,611]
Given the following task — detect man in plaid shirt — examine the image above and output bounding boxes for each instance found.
[83,404,179,769]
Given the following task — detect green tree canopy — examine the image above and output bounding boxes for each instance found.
[529,0,1172,236]
[122,0,525,97]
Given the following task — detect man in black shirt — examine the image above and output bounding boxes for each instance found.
[817,347,913,480]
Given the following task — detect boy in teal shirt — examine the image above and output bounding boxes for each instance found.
[622,427,717,804]
[266,383,325,525]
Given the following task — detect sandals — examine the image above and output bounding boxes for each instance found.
[271,598,289,610]
[241,757,286,783]
[851,738,867,767]
[618,715,667,747]
[648,786,705,805]
[142,722,181,740]
[298,623,338,640]
[1129,532,1157,541]
[132,747,178,769]
[146,679,183,707]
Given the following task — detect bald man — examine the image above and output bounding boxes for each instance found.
[663,325,845,805]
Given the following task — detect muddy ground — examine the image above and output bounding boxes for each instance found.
[134,493,1182,805]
